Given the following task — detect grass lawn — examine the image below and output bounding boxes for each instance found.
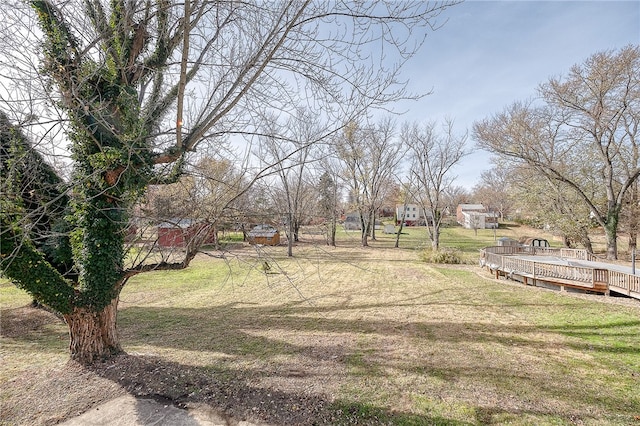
[1,224,639,425]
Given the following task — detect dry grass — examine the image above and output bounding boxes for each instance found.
[2,227,640,425]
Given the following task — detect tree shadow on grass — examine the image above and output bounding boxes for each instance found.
[89,353,468,426]
[5,296,640,425]
[0,305,67,345]
[115,301,640,424]
[118,299,640,357]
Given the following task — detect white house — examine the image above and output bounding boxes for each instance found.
[456,204,498,229]
[396,204,432,226]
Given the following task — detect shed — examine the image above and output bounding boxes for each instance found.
[157,219,216,247]
[497,237,519,247]
[157,219,193,247]
[343,213,361,230]
[248,224,280,246]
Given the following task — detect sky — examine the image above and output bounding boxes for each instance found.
[394,0,640,190]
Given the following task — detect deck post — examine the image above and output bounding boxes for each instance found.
[532,262,536,280]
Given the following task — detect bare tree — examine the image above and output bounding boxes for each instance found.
[145,177,197,222]
[1,0,459,362]
[394,181,414,248]
[259,108,324,256]
[338,118,404,246]
[317,169,341,246]
[441,185,471,218]
[469,213,482,236]
[474,46,640,260]
[620,182,640,254]
[508,165,595,251]
[404,119,468,250]
[472,164,513,221]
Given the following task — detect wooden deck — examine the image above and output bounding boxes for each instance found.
[480,246,640,300]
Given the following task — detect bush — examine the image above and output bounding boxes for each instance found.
[420,248,462,264]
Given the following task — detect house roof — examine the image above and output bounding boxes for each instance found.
[458,204,485,211]
[157,218,196,229]
[248,224,279,238]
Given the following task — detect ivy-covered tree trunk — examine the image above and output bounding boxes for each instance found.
[64,195,130,361]
[7,1,157,363]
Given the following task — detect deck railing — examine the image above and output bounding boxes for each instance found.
[608,270,640,297]
[481,246,639,297]
[483,245,594,260]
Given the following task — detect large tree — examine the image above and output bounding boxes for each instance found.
[474,46,640,259]
[0,0,457,363]
[404,119,467,250]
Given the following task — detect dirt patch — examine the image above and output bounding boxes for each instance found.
[2,348,357,425]
[89,354,347,425]
[1,360,126,425]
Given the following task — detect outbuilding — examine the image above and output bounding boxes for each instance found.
[497,237,519,247]
[157,219,216,247]
[247,224,280,246]
[157,219,194,247]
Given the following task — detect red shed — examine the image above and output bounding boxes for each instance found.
[157,220,216,247]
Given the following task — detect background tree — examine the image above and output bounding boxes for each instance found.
[506,164,596,251]
[469,213,482,236]
[393,181,415,248]
[259,109,323,256]
[619,124,640,254]
[620,182,640,254]
[0,0,457,363]
[317,169,341,246]
[441,185,471,219]
[142,154,260,249]
[474,46,640,259]
[338,118,404,246]
[404,119,468,250]
[190,156,248,247]
[145,177,197,222]
[472,164,513,221]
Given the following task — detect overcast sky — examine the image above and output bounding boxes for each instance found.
[395,0,640,190]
